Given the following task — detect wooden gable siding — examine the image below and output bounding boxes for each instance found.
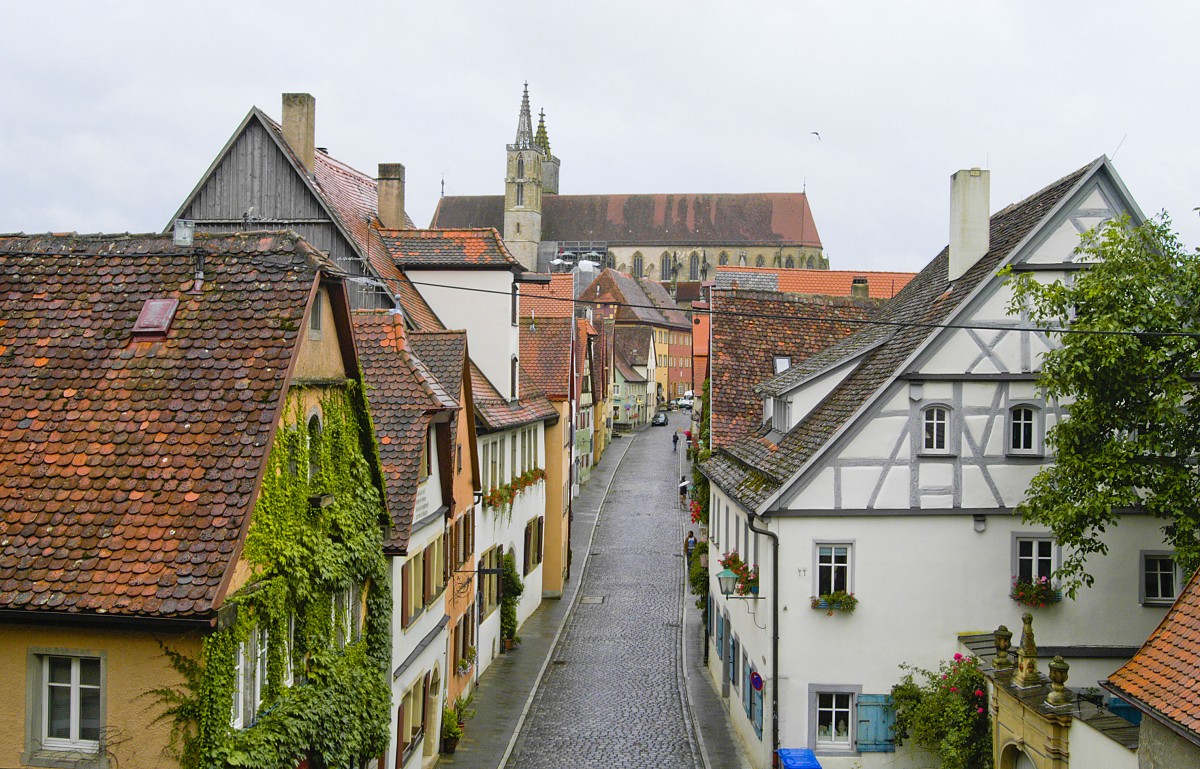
[177,119,389,309]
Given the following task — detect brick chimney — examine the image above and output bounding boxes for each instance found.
[850,276,869,299]
[378,163,407,229]
[948,168,990,282]
[282,93,316,172]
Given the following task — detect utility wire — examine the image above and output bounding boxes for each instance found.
[404,278,1200,340]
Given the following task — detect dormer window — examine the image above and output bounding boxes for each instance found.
[309,289,323,340]
[132,298,179,339]
[772,397,791,432]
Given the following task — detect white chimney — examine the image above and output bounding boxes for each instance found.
[377,163,407,229]
[282,93,316,172]
[948,168,990,281]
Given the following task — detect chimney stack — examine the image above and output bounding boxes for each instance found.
[948,168,990,282]
[850,276,869,299]
[378,163,407,229]
[282,93,316,173]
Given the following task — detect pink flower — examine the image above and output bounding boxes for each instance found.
[950,687,957,692]
[977,707,984,713]
[941,674,948,679]
[974,689,983,697]
[953,653,963,661]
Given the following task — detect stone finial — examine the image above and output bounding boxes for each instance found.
[1014,611,1041,687]
[1046,655,1071,706]
[993,625,1014,669]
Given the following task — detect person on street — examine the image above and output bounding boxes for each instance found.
[679,475,688,506]
[684,530,698,560]
[672,432,679,452]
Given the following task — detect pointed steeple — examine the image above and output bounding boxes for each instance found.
[534,108,551,156]
[513,82,534,149]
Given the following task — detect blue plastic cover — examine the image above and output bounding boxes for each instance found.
[777,748,822,768]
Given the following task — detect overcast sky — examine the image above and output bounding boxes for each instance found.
[2,1,1196,272]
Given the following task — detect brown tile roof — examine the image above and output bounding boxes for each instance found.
[0,231,333,621]
[408,331,468,399]
[613,325,654,368]
[614,347,645,383]
[470,362,557,432]
[1106,569,1200,742]
[702,160,1098,510]
[672,281,705,303]
[378,228,521,270]
[710,290,880,448]
[520,273,575,318]
[578,269,689,328]
[431,193,822,247]
[352,311,453,553]
[520,318,572,402]
[715,267,917,299]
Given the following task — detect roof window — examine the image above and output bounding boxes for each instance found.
[132,298,179,338]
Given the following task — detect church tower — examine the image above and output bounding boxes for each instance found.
[504,83,553,270]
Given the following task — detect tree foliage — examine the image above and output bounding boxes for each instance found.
[1007,215,1200,594]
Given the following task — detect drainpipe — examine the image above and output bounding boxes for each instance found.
[748,512,780,768]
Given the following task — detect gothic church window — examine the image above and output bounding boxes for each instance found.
[785,256,795,268]
[718,252,729,266]
[689,253,699,280]
[517,155,525,178]
[632,252,644,278]
[660,253,671,280]
[516,183,524,207]
[755,255,765,267]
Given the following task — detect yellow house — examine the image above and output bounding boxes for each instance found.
[0,232,392,769]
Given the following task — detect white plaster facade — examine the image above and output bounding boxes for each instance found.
[705,160,1175,768]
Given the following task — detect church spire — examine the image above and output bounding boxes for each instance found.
[534,108,551,155]
[514,82,534,149]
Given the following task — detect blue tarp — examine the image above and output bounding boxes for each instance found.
[777,748,822,768]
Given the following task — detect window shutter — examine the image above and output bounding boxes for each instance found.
[523,523,532,574]
[716,615,724,660]
[401,563,411,628]
[856,694,896,752]
[537,517,544,563]
[423,549,433,605]
[753,685,764,737]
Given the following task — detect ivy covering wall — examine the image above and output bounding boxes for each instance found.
[156,385,392,769]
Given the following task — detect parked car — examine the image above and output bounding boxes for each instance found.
[678,396,694,410]
[651,412,669,426]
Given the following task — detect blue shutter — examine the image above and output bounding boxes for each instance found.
[856,694,896,752]
[753,682,764,738]
[743,657,752,716]
[730,636,739,687]
[716,615,724,660]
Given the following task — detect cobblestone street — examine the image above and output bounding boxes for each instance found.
[508,413,702,768]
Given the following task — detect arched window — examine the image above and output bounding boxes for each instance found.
[689,252,700,280]
[660,253,671,280]
[718,251,729,266]
[785,256,795,268]
[632,252,644,278]
[806,255,816,268]
[307,412,323,479]
[1007,405,1042,455]
[755,254,765,267]
[920,405,950,454]
[516,155,525,178]
[515,183,524,207]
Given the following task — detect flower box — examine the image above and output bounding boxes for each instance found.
[1010,576,1062,607]
[811,591,858,616]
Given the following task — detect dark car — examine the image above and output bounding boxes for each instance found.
[651,412,668,426]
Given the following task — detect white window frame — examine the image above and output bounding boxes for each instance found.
[35,654,104,754]
[773,355,792,374]
[1012,533,1058,584]
[814,541,854,597]
[772,397,791,432]
[919,404,952,455]
[808,684,862,755]
[1140,550,1181,606]
[1006,403,1043,456]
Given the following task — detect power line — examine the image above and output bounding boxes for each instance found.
[404,278,1200,341]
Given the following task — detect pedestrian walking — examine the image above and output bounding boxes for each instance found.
[679,475,688,506]
[672,432,679,452]
[684,530,698,560]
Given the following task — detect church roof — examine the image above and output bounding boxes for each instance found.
[430,192,822,248]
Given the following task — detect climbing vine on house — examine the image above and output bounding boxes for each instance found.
[154,385,392,769]
[482,467,546,521]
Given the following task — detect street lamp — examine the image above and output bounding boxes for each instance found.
[716,567,738,597]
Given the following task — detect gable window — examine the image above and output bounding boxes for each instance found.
[309,289,323,338]
[1007,404,1042,455]
[920,405,950,454]
[30,653,103,756]
[1013,535,1056,583]
[816,542,852,596]
[1141,551,1180,606]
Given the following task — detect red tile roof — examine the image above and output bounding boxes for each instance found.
[520,273,575,318]
[1106,568,1200,741]
[0,231,332,621]
[470,362,557,432]
[520,317,572,401]
[378,228,521,270]
[578,269,690,329]
[431,193,822,248]
[709,290,880,447]
[715,266,916,299]
[352,311,454,553]
[613,326,654,368]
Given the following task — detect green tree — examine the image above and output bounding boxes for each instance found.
[1007,214,1200,595]
[891,654,991,769]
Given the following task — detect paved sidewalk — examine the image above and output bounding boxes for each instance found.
[435,429,634,769]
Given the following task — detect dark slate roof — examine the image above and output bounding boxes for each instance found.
[0,231,333,620]
[431,193,822,247]
[1106,568,1200,742]
[352,311,454,553]
[637,278,691,327]
[520,317,572,401]
[702,160,1096,511]
[614,346,645,383]
[378,228,522,270]
[614,325,654,368]
[710,290,881,448]
[578,269,689,328]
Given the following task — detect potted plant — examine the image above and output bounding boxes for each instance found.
[441,705,463,754]
[811,589,858,616]
[456,645,476,676]
[453,692,476,728]
[1010,575,1061,607]
[501,552,524,648]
